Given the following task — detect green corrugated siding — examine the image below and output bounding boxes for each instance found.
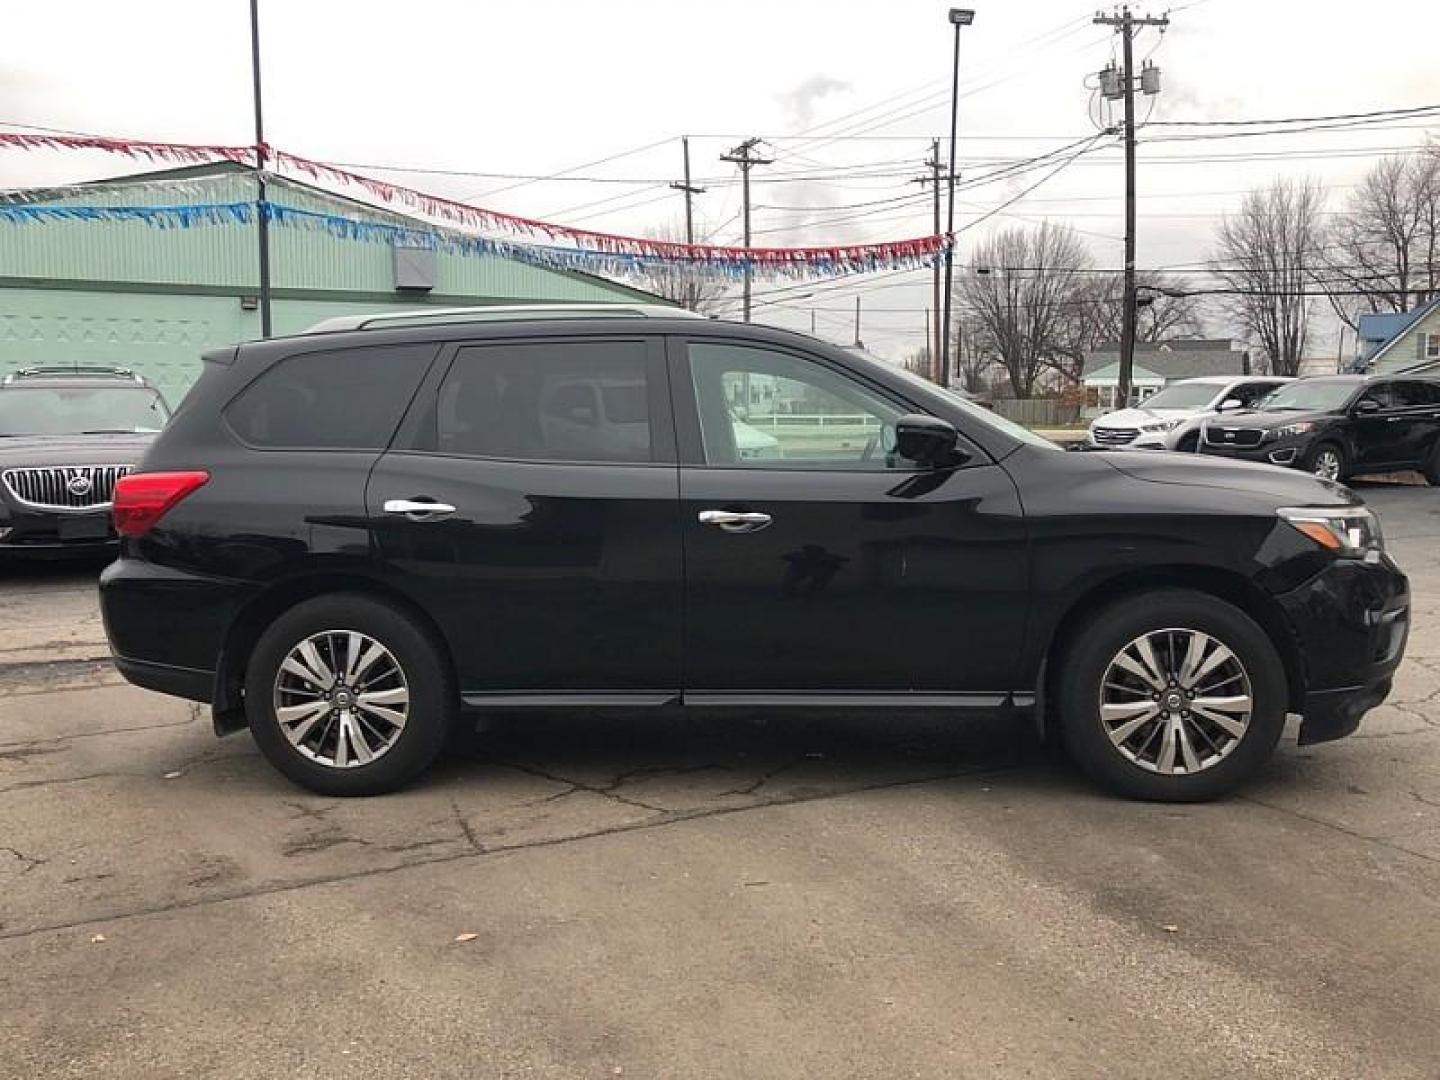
[0,170,655,301]
[0,168,667,402]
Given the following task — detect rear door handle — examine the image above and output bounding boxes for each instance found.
[698,509,772,533]
[383,498,457,519]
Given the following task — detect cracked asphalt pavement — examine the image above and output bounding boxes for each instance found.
[3,481,1440,1078]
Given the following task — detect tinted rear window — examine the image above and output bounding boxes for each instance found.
[227,345,434,449]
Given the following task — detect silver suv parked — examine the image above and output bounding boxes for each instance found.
[1088,375,1292,452]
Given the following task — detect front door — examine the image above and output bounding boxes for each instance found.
[1350,382,1401,468]
[671,338,1028,701]
[367,335,682,700]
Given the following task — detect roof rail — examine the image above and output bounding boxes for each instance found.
[302,303,706,335]
[3,365,143,384]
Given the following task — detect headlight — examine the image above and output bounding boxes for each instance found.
[1267,421,1314,440]
[1277,506,1384,556]
[1141,419,1181,432]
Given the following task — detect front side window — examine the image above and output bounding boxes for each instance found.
[436,340,655,463]
[0,385,168,436]
[687,342,907,469]
[227,344,434,450]
[1232,382,1281,408]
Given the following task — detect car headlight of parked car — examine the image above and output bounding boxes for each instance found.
[1278,506,1384,557]
[1140,419,1181,433]
[1267,421,1315,440]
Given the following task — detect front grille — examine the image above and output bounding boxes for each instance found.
[1203,426,1264,449]
[1092,426,1139,446]
[1,465,130,510]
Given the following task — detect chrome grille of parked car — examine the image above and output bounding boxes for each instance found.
[1,465,130,510]
[1091,427,1139,446]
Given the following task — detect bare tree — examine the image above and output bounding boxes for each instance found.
[1212,178,1327,376]
[628,220,731,314]
[1074,272,1206,349]
[1325,148,1440,327]
[958,222,1091,398]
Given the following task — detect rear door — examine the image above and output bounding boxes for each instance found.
[1391,380,1440,466]
[670,336,1028,701]
[367,334,682,701]
[1350,382,1400,468]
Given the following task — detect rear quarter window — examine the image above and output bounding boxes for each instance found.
[226,344,435,449]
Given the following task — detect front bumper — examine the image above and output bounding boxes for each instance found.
[1275,553,1409,744]
[1199,435,1309,468]
[0,505,117,554]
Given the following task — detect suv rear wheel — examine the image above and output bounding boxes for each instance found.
[244,593,455,796]
[1057,589,1287,801]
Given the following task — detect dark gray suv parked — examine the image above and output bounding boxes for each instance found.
[0,366,170,554]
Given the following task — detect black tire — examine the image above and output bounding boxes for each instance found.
[1056,589,1287,802]
[1423,439,1440,486]
[1174,431,1199,453]
[244,593,456,796]
[1303,440,1347,482]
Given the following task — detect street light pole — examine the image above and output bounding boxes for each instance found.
[249,0,272,338]
[940,8,974,390]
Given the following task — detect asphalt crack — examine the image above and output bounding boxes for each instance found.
[0,762,1010,942]
[495,759,668,814]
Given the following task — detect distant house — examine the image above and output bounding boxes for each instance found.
[1356,296,1440,375]
[1080,339,1249,415]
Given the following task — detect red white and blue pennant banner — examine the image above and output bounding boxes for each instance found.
[0,131,943,276]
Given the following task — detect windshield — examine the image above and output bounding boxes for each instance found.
[0,385,169,436]
[1254,380,1358,412]
[883,365,1060,451]
[1137,382,1221,411]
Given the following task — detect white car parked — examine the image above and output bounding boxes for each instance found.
[1088,375,1292,452]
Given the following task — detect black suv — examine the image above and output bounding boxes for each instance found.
[99,306,1409,801]
[0,366,171,554]
[1199,374,1440,482]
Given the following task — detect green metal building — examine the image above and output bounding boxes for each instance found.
[0,163,667,404]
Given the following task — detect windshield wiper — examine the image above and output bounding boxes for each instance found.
[79,428,139,435]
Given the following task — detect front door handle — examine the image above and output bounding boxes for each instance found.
[699,509,773,534]
[383,498,457,520]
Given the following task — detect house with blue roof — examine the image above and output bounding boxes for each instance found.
[1354,295,1440,375]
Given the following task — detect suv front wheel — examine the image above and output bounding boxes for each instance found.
[1057,590,1287,801]
[244,593,456,796]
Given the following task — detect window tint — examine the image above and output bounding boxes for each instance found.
[1357,383,1396,410]
[688,342,906,469]
[1394,381,1440,407]
[227,345,433,450]
[437,340,654,463]
[1233,382,1279,407]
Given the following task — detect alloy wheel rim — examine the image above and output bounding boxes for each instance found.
[272,630,410,769]
[1313,450,1340,480]
[1098,628,1253,776]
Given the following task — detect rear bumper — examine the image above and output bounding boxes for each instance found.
[1275,554,1409,744]
[111,654,214,703]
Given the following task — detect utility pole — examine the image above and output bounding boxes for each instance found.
[721,137,773,322]
[249,0,272,338]
[911,138,945,382]
[942,9,976,390]
[670,136,706,311]
[1095,5,1168,409]
[854,296,862,348]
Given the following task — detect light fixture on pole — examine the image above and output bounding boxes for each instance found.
[940,7,975,390]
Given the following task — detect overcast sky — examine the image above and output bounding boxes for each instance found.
[2,0,1438,360]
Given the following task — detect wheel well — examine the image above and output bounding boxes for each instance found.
[212,573,457,733]
[1039,566,1306,736]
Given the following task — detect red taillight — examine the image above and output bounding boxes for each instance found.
[112,471,210,537]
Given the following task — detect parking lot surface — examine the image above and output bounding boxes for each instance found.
[3,482,1439,1079]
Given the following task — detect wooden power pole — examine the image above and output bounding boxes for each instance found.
[721,138,773,322]
[1095,6,1168,409]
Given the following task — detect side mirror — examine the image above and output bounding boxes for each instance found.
[894,414,969,467]
[1354,398,1382,415]
[1217,398,1243,412]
